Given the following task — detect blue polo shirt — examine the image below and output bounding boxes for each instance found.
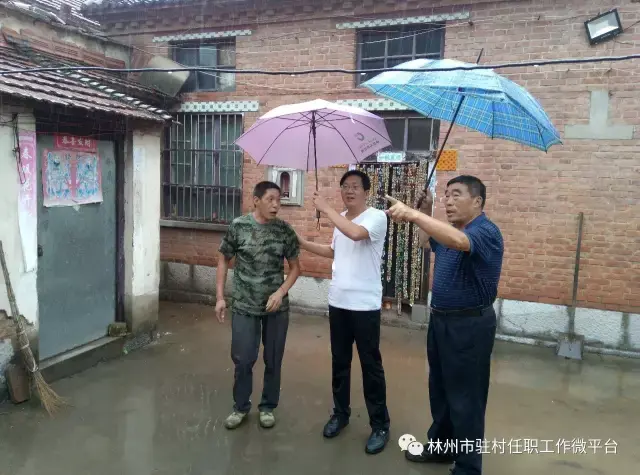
[429,213,504,310]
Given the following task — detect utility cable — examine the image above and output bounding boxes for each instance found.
[2,53,640,76]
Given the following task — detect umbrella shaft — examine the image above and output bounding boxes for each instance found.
[312,111,320,221]
[425,96,465,193]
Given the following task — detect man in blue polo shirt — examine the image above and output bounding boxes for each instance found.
[386,175,503,475]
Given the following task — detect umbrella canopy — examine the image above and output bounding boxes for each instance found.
[361,58,562,152]
[235,99,392,171]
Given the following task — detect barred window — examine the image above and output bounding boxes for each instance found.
[356,24,445,84]
[364,113,440,162]
[162,113,243,224]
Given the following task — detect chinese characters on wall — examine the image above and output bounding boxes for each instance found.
[17,131,37,272]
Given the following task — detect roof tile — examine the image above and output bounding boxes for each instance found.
[0,46,170,121]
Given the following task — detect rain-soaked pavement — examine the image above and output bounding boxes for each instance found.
[2,301,640,475]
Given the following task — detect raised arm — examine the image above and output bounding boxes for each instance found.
[313,191,370,241]
[386,195,470,252]
[416,190,434,248]
[298,235,334,259]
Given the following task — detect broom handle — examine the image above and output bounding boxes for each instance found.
[0,241,25,332]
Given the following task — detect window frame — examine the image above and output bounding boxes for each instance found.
[364,112,440,162]
[170,39,236,93]
[161,112,244,226]
[355,23,445,86]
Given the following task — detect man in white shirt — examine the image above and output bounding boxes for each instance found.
[297,170,390,455]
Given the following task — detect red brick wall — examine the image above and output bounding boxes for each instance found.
[98,0,640,313]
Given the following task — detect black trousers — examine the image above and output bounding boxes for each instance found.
[426,306,497,475]
[230,311,289,413]
[328,305,390,431]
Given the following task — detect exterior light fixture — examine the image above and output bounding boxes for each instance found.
[585,9,623,45]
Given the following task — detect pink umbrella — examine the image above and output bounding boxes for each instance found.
[235,99,392,222]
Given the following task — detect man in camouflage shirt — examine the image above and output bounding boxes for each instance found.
[216,181,301,430]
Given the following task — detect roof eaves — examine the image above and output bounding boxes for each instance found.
[0,46,174,122]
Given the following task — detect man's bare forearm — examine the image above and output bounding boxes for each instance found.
[280,259,301,294]
[324,208,369,241]
[418,202,433,248]
[216,254,230,301]
[300,240,334,259]
[410,211,470,252]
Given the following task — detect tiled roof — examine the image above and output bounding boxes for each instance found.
[0,46,172,121]
[84,0,187,9]
[7,0,101,28]
[83,0,211,13]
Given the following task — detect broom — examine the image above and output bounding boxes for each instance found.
[0,240,66,415]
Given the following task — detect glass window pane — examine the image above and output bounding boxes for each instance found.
[385,119,405,151]
[197,72,217,91]
[218,71,236,92]
[221,116,242,146]
[198,45,217,67]
[360,59,384,82]
[407,119,433,151]
[416,29,443,56]
[174,46,197,66]
[360,31,386,58]
[387,57,409,68]
[388,31,413,56]
[218,43,235,66]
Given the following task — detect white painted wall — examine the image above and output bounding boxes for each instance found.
[0,109,38,389]
[0,111,38,324]
[123,126,163,332]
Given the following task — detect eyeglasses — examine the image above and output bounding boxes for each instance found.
[340,185,362,191]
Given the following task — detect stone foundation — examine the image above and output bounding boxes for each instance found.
[161,261,640,357]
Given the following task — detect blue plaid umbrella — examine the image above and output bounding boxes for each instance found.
[361,58,562,188]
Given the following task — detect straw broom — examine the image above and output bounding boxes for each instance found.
[0,240,66,415]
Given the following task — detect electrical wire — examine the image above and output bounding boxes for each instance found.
[3,53,640,77]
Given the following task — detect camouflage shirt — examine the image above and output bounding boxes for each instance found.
[219,213,300,317]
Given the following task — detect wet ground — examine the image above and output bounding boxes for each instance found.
[2,301,640,475]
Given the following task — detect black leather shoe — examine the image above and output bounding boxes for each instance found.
[322,415,348,438]
[365,429,390,454]
[405,445,455,463]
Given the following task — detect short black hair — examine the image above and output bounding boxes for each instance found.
[340,170,371,191]
[253,181,281,199]
[447,175,486,208]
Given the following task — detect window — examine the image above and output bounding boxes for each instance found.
[356,24,444,84]
[365,113,440,161]
[172,40,236,92]
[162,113,243,224]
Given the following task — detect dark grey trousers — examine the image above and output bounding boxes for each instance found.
[231,310,289,413]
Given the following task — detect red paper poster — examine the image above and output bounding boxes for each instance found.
[54,134,97,152]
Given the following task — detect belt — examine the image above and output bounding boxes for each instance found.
[429,305,492,318]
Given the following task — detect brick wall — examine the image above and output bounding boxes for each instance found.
[95,0,640,313]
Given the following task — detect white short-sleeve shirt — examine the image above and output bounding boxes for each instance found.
[328,207,388,311]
